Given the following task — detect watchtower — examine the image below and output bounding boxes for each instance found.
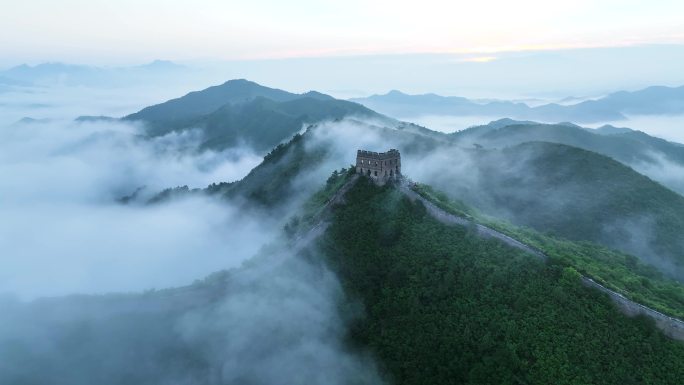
[356,149,401,185]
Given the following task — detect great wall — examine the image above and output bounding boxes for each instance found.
[347,148,684,341]
[396,180,684,341]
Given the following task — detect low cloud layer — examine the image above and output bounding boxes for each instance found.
[631,150,684,195]
[591,114,684,145]
[0,118,265,298]
[0,246,383,385]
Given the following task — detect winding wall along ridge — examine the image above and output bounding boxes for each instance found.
[398,182,684,341]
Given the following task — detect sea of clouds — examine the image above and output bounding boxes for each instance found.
[0,86,269,299]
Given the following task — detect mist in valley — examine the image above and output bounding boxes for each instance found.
[0,112,269,298]
[294,119,684,281]
[403,113,684,145]
[586,114,684,145]
[0,244,383,385]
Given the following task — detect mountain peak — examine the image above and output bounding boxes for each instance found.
[124,79,298,123]
[593,124,634,135]
[386,89,407,96]
[222,78,256,85]
[301,90,335,100]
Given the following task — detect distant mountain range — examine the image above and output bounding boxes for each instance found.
[351,85,684,123]
[0,60,188,87]
[426,118,683,197]
[451,118,684,172]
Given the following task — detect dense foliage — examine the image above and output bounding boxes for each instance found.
[215,132,328,206]
[317,179,684,384]
[413,183,684,318]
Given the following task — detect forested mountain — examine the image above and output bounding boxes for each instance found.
[319,178,684,384]
[451,119,684,194]
[124,79,383,151]
[453,118,684,165]
[125,79,300,124]
[201,120,445,208]
[351,85,684,123]
[426,142,684,280]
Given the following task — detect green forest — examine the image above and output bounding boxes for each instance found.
[413,183,684,319]
[312,179,684,385]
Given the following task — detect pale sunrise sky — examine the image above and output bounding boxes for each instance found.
[1,0,683,63]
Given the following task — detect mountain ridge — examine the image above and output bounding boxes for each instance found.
[123,79,385,151]
[352,84,684,123]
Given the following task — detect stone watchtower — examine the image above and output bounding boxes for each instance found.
[356,149,401,185]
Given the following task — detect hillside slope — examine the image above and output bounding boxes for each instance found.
[427,142,684,279]
[450,119,684,194]
[316,178,684,384]
[452,120,684,164]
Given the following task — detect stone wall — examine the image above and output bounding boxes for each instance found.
[399,181,684,342]
[581,277,684,341]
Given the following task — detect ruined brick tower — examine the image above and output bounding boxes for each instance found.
[356,149,401,185]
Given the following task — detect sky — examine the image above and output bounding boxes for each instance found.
[1,0,684,64]
[2,1,684,99]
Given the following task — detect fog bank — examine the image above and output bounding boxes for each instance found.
[0,246,383,384]
[0,118,265,299]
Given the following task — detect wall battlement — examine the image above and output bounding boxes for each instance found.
[356,149,401,185]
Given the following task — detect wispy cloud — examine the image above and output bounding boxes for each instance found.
[0,117,265,299]
[456,56,498,63]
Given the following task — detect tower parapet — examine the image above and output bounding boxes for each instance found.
[355,149,401,185]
